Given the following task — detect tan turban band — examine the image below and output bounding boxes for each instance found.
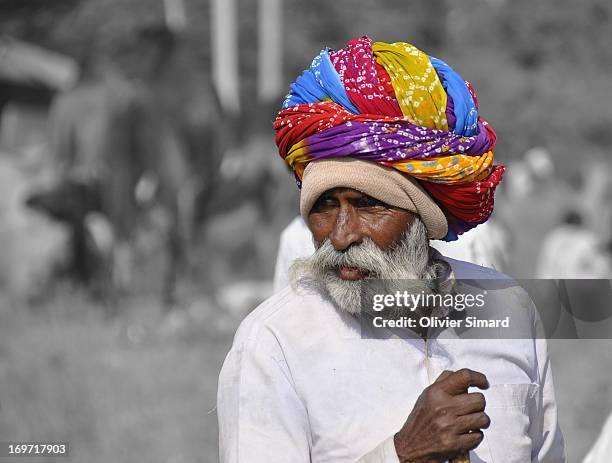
[299,158,448,240]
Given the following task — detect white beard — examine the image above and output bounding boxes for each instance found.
[289,218,447,314]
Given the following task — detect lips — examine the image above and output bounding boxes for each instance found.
[337,265,368,281]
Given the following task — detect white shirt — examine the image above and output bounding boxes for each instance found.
[219,257,566,462]
[584,412,612,463]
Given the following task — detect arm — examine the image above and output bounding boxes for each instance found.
[217,327,311,463]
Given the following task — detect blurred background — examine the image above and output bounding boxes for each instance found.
[0,0,611,461]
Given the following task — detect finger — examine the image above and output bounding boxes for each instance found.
[455,392,486,415]
[454,412,491,433]
[442,368,489,395]
[434,370,455,384]
[455,430,485,453]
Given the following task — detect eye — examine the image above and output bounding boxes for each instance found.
[311,195,338,212]
[355,195,386,208]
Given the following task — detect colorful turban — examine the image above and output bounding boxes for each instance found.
[274,36,505,241]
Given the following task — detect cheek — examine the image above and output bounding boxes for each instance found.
[307,212,334,242]
[363,213,413,249]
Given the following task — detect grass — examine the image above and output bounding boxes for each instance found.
[0,288,237,463]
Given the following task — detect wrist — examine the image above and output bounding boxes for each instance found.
[394,431,436,463]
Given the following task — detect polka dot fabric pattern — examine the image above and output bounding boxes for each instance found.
[274,36,504,241]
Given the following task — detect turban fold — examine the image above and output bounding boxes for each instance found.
[275,36,504,241]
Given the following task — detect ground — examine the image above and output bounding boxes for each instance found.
[0,289,234,463]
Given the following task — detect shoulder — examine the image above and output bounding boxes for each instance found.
[228,285,345,355]
[229,286,297,350]
[219,285,350,393]
[218,288,299,389]
[442,256,536,322]
[441,255,510,280]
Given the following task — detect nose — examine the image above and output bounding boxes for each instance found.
[329,205,363,251]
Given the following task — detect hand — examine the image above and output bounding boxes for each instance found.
[393,369,490,463]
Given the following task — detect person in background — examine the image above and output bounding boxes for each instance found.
[41,26,193,304]
[536,210,610,279]
[272,216,312,291]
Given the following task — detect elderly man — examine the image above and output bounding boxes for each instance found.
[218,37,566,462]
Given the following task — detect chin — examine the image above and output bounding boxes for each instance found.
[323,273,364,315]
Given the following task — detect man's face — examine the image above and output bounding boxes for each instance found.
[307,188,416,281]
[293,187,434,314]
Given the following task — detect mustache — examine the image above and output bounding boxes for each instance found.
[308,237,397,278]
[293,217,432,284]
